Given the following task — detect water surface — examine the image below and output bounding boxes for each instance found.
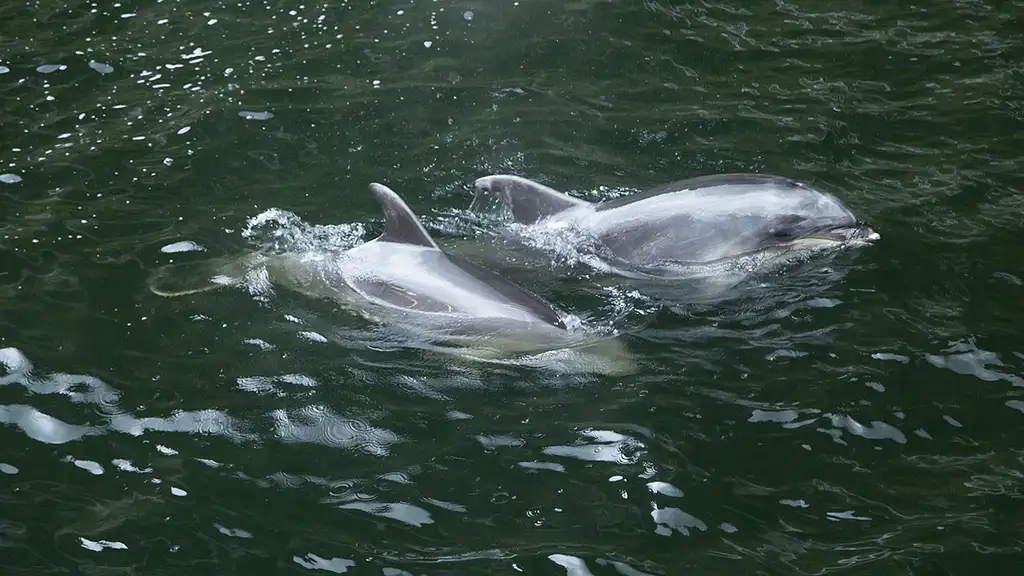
[2,1,1024,574]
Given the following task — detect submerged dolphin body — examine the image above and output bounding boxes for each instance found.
[149,183,633,374]
[470,173,880,281]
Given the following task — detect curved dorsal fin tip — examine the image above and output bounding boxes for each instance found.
[472,174,589,224]
[367,182,439,249]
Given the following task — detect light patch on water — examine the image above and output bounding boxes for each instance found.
[88,61,115,74]
[826,510,871,521]
[68,457,105,475]
[214,523,252,538]
[872,352,910,363]
[244,338,276,350]
[239,110,274,120]
[160,240,206,253]
[0,173,23,184]
[748,408,821,429]
[0,463,20,474]
[542,428,645,465]
[517,461,566,472]
[827,414,907,444]
[646,481,683,497]
[112,459,152,473]
[237,373,318,396]
[80,537,127,552]
[476,435,526,449]
[270,405,401,456]
[651,505,708,536]
[594,557,655,575]
[549,554,595,575]
[0,405,100,444]
[298,331,329,343]
[924,340,1024,387]
[293,553,356,574]
[337,500,434,527]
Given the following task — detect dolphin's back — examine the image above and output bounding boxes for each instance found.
[583,174,858,266]
[343,240,567,329]
[444,252,566,329]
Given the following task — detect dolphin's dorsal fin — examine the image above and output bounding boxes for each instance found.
[369,183,440,249]
[473,175,589,224]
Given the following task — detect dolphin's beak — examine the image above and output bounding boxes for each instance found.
[816,224,880,245]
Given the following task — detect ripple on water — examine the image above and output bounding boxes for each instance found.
[541,429,646,465]
[270,405,401,456]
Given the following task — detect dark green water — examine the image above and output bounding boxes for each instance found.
[3,0,1024,574]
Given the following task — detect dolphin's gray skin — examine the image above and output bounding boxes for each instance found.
[471,173,880,280]
[149,183,633,374]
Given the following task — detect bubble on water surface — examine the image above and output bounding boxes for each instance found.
[36,64,66,74]
[0,174,23,184]
[0,66,9,74]
[0,463,19,474]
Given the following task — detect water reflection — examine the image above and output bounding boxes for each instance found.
[2,0,1024,573]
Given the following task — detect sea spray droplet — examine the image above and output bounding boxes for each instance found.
[464,11,474,21]
[0,174,23,184]
[88,61,114,74]
[239,111,274,121]
[423,41,433,48]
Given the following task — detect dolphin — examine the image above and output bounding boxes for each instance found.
[470,173,880,281]
[148,183,633,375]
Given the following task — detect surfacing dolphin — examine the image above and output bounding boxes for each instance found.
[148,183,633,375]
[470,173,880,281]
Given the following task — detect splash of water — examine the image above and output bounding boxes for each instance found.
[241,208,367,253]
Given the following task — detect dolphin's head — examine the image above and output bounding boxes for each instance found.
[751,184,879,255]
[760,211,880,251]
